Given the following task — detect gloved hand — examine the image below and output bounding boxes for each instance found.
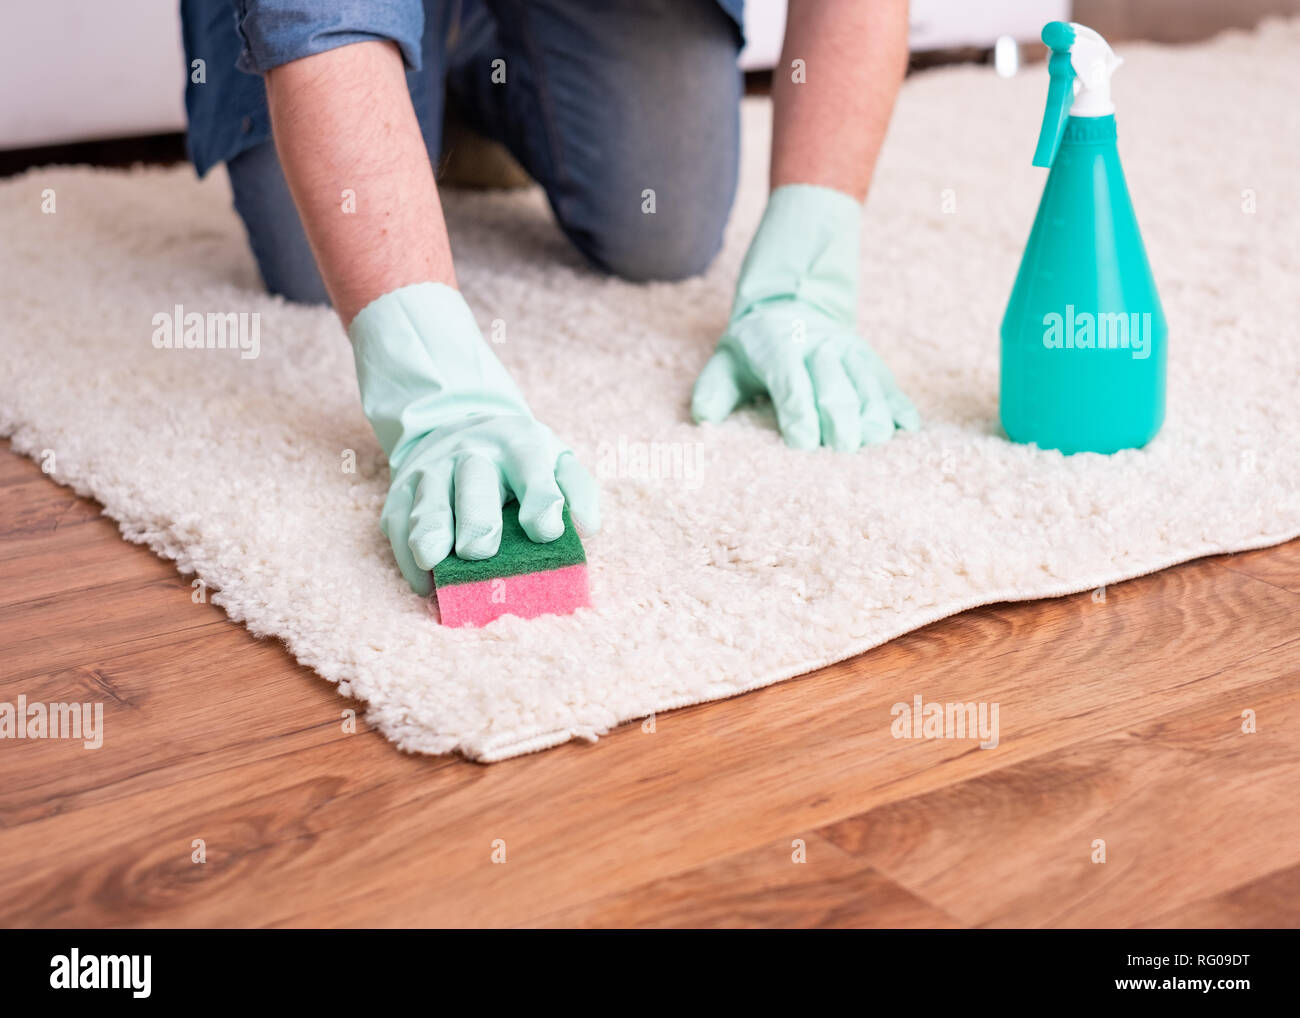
[349,282,600,596]
[691,184,919,451]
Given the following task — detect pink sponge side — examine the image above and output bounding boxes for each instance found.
[434,563,590,628]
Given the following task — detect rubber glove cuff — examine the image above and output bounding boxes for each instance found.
[348,282,531,465]
[730,184,862,328]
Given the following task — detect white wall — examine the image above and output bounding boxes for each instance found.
[0,2,187,148]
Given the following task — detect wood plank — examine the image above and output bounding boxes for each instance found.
[0,504,177,609]
[0,445,50,484]
[0,477,104,539]
[1219,540,1300,595]
[0,627,371,828]
[1142,862,1300,929]
[526,834,962,928]
[818,669,1300,927]
[0,576,226,680]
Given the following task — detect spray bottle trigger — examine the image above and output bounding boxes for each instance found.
[1032,22,1077,168]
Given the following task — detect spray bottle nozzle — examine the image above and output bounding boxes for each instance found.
[1031,22,1123,169]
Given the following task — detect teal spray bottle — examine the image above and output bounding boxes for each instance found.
[1000,22,1166,454]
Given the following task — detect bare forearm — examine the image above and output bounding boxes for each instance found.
[264,41,455,326]
[770,0,909,200]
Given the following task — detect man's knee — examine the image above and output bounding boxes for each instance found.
[557,67,741,282]
[579,191,731,282]
[537,0,742,281]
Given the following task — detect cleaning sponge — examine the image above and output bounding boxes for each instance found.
[432,502,589,627]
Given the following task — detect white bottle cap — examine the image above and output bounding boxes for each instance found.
[1067,23,1123,117]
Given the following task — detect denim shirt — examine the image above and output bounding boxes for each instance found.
[182,0,746,177]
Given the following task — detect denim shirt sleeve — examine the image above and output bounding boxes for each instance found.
[233,0,425,74]
[183,0,427,177]
[716,0,743,31]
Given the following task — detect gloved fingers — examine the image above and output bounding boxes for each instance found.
[844,349,902,444]
[502,447,566,544]
[850,347,921,431]
[408,461,456,570]
[555,452,601,535]
[808,347,863,452]
[756,356,820,450]
[452,454,505,560]
[883,383,922,432]
[381,479,433,597]
[691,349,746,424]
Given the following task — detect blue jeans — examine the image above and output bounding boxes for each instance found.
[223,0,743,304]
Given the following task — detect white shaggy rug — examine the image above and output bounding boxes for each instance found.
[3,22,1298,761]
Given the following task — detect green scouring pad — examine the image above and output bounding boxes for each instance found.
[432,503,589,627]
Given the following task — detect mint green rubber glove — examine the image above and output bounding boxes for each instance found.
[691,184,920,451]
[349,282,600,596]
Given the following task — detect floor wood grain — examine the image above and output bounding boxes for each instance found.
[1,441,1297,927]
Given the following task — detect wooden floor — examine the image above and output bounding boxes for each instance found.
[2,439,1298,928]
